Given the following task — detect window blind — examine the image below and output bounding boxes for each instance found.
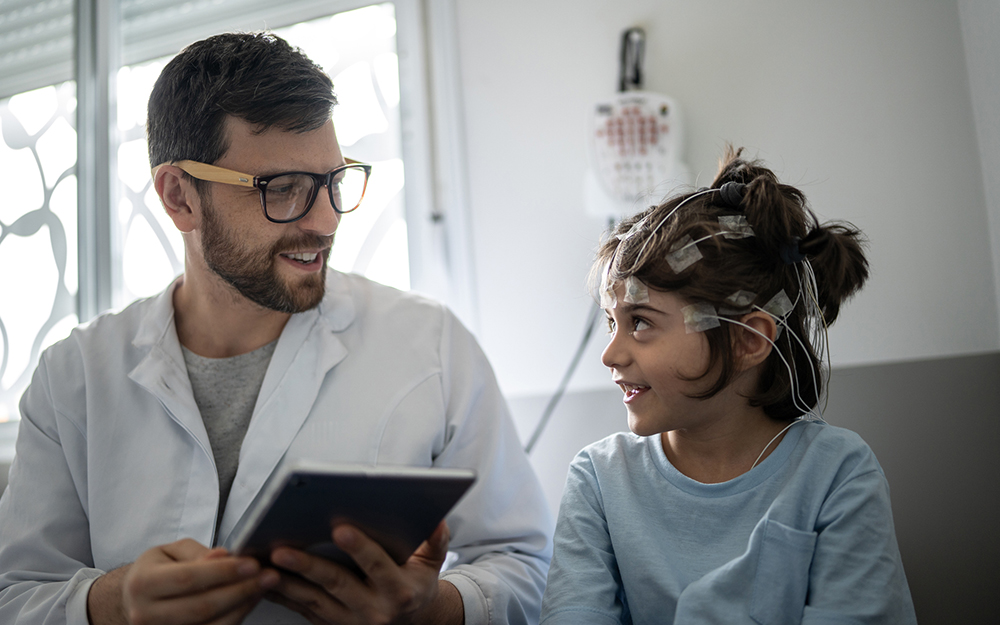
[0,0,74,100]
[0,0,369,100]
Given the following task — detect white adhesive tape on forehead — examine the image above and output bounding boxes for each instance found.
[600,270,618,309]
[600,286,618,310]
[665,235,703,273]
[623,276,649,304]
[682,302,721,334]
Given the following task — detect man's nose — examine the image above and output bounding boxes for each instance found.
[299,186,340,237]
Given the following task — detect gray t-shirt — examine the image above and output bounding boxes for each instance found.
[182,340,277,541]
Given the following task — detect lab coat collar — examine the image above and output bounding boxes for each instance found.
[129,272,358,545]
[219,289,351,542]
[129,278,208,453]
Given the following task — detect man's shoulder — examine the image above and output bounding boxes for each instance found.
[46,289,168,358]
[331,271,442,308]
[322,271,453,330]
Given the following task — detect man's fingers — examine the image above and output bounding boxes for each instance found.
[264,591,330,625]
[268,571,352,622]
[409,521,450,566]
[331,525,399,583]
[129,573,276,625]
[266,524,452,623]
[128,553,270,600]
[271,545,364,597]
[201,547,232,560]
[207,594,268,625]
[159,537,214,562]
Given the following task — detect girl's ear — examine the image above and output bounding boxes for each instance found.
[734,311,777,371]
[153,165,199,233]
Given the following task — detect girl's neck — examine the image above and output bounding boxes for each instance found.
[660,406,791,484]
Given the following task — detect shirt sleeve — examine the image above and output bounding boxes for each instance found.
[0,351,103,625]
[802,461,918,624]
[430,309,555,625]
[539,451,626,625]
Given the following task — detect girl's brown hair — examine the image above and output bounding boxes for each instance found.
[592,146,869,420]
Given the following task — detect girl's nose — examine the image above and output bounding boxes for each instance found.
[601,329,629,369]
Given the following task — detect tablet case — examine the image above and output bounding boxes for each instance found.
[225,462,476,575]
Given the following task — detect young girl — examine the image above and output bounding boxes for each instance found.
[540,148,917,624]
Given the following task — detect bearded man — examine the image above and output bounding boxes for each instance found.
[0,32,551,625]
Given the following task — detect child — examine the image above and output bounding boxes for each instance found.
[540,147,917,624]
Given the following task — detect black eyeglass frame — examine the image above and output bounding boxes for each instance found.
[156,158,372,223]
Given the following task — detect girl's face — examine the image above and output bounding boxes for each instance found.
[601,285,747,437]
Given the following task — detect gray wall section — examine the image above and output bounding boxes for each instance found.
[828,353,1000,624]
[2,352,998,622]
[510,351,1000,625]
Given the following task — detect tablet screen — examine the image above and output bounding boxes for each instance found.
[225,462,476,574]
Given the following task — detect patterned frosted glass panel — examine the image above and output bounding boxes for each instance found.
[118,2,409,301]
[278,4,408,290]
[0,82,79,423]
[117,57,182,303]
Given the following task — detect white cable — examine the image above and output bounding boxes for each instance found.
[750,418,802,470]
[715,316,819,420]
[628,188,716,272]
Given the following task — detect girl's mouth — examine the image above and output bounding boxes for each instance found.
[619,383,650,402]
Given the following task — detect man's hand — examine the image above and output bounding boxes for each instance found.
[87,538,280,625]
[266,521,464,625]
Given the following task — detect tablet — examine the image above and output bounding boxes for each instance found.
[224,461,476,574]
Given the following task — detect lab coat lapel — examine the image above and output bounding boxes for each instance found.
[218,273,355,543]
[128,282,212,455]
[128,283,220,544]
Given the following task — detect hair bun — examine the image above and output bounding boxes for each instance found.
[719,181,747,208]
[799,227,832,254]
[778,237,805,265]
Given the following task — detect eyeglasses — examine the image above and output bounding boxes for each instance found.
[162,159,372,223]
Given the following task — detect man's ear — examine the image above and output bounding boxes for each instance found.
[734,311,777,371]
[153,165,199,233]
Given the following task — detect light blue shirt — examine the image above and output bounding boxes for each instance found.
[541,422,917,624]
[0,271,552,625]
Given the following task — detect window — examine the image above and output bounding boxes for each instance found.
[0,82,79,427]
[0,0,473,449]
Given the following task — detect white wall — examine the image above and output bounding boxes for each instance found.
[959,0,1000,334]
[452,0,1000,400]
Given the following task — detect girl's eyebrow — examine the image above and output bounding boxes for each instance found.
[617,303,667,316]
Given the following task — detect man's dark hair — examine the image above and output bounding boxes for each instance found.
[146,32,336,180]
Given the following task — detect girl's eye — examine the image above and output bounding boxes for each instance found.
[633,318,651,333]
[606,317,616,333]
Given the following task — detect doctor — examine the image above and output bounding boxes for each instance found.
[0,32,552,625]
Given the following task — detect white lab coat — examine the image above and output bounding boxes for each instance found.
[0,271,553,625]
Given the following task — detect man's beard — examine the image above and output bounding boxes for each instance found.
[200,197,331,313]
